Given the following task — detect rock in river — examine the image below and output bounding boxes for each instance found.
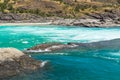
[25,39,120,53]
[0,48,43,78]
[25,43,79,53]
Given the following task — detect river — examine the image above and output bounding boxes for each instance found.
[0,25,120,80]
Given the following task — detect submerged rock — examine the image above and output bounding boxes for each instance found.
[25,43,79,53]
[25,39,120,53]
[0,48,43,78]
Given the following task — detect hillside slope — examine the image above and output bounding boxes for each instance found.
[0,0,120,18]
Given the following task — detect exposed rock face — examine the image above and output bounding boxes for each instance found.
[51,9,120,27]
[52,10,120,27]
[0,48,42,78]
[52,18,120,28]
[0,13,50,23]
[0,9,120,27]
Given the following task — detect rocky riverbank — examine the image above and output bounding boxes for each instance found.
[0,9,120,27]
[0,48,45,79]
[51,18,120,27]
[52,9,120,27]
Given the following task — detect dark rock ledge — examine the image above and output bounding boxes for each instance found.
[0,48,44,79]
[25,39,120,53]
[25,43,79,53]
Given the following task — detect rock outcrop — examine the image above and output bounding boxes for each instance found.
[51,9,120,27]
[0,48,43,78]
[0,13,51,23]
[0,9,120,27]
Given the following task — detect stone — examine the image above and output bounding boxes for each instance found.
[25,43,79,53]
[25,39,120,54]
[0,48,43,78]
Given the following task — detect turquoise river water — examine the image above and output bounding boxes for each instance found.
[0,25,120,80]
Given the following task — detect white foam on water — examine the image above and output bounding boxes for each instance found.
[93,54,120,63]
[54,53,68,55]
[1,26,120,43]
[101,56,120,63]
[10,32,17,35]
[40,61,48,68]
[22,41,29,44]
[42,52,68,55]
[109,51,120,56]
[72,29,120,42]
[26,49,51,52]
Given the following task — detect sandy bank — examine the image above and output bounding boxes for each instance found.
[0,22,52,26]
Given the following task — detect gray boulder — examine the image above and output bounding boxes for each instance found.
[0,48,43,78]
